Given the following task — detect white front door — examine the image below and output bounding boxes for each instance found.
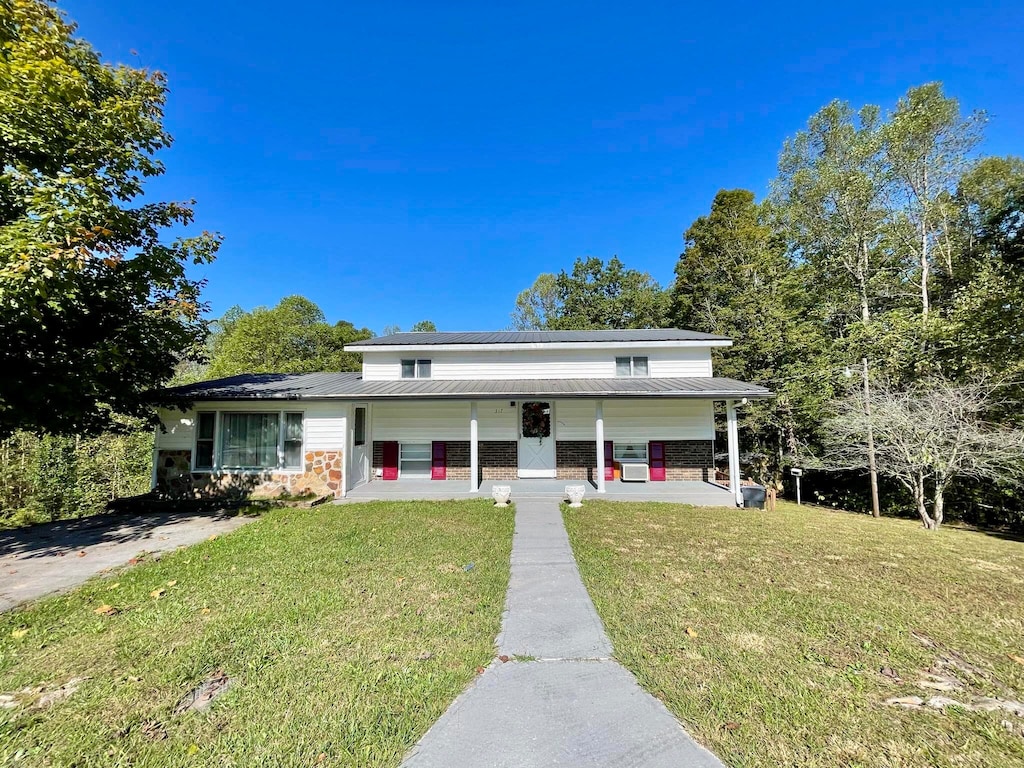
[518,401,556,478]
[350,404,370,488]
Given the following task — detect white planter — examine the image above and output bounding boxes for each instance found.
[492,485,512,507]
[565,485,586,508]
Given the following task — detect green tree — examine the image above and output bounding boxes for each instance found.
[410,320,437,332]
[670,190,828,485]
[510,273,559,330]
[0,0,220,436]
[547,256,667,330]
[206,296,372,377]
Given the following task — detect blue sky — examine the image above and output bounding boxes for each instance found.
[64,0,1024,334]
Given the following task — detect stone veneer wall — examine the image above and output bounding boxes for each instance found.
[155,449,345,499]
[554,440,713,482]
[371,440,517,482]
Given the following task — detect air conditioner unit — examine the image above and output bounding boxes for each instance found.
[620,462,649,482]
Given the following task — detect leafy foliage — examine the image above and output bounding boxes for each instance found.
[206,296,373,377]
[0,0,220,436]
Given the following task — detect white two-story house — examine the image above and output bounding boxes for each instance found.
[154,329,772,504]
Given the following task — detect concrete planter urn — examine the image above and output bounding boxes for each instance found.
[565,485,586,508]
[492,485,512,507]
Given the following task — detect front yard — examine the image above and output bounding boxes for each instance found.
[566,500,1024,768]
[0,501,513,767]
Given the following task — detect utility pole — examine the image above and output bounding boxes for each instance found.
[863,357,881,518]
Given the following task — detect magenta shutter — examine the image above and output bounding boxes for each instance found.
[604,441,614,481]
[649,441,666,481]
[431,441,447,480]
[382,441,399,480]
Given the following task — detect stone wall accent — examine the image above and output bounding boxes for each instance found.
[157,449,345,499]
[554,439,714,483]
[371,440,518,481]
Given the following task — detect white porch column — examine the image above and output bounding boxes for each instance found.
[469,401,479,493]
[726,399,742,507]
[595,399,606,493]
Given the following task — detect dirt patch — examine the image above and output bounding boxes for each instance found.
[0,677,85,710]
[174,670,234,715]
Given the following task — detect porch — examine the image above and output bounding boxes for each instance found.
[338,478,736,506]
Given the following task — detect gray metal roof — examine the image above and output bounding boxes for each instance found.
[348,329,730,347]
[164,373,772,401]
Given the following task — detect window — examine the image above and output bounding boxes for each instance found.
[283,412,303,469]
[401,359,432,379]
[399,443,431,478]
[195,413,215,469]
[614,442,649,462]
[354,406,366,446]
[195,410,304,471]
[615,356,649,377]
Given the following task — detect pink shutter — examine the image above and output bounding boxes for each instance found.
[604,441,614,481]
[649,441,666,481]
[382,441,399,480]
[431,441,446,480]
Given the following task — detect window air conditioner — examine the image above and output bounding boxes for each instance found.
[620,462,649,482]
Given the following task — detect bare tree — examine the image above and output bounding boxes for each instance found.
[825,377,1024,529]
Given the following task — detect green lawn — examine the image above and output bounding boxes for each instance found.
[565,500,1024,768]
[0,501,513,767]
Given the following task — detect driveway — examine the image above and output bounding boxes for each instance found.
[0,510,252,612]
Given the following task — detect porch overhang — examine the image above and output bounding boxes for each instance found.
[163,373,774,402]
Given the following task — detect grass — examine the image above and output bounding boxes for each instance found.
[565,500,1024,768]
[0,500,513,767]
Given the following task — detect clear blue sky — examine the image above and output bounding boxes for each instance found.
[64,0,1023,334]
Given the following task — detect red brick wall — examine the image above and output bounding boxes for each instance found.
[555,440,713,482]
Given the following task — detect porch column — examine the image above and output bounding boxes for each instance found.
[469,401,479,493]
[595,399,606,493]
[726,399,742,507]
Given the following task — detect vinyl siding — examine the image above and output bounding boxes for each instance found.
[361,348,713,381]
[155,402,346,453]
[554,399,714,441]
[371,402,517,441]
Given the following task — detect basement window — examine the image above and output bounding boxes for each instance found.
[399,443,432,478]
[614,443,649,462]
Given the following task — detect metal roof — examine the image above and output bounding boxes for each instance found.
[348,329,730,347]
[164,373,772,401]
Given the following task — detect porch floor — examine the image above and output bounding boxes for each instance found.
[339,478,736,506]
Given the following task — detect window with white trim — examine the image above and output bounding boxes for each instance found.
[613,442,648,462]
[615,356,649,377]
[399,443,431,478]
[401,359,432,379]
[194,411,304,471]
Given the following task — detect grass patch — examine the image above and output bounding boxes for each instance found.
[0,500,513,766]
[565,500,1024,768]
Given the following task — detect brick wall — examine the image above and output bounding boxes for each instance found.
[371,440,517,481]
[554,439,713,482]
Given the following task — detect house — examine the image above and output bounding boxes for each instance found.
[154,329,772,504]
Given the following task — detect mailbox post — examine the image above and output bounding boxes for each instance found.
[790,467,803,505]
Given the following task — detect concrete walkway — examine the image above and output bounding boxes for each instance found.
[0,510,252,612]
[401,500,724,768]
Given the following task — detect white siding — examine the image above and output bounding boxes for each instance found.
[554,399,714,441]
[155,402,346,453]
[371,401,517,441]
[361,348,713,381]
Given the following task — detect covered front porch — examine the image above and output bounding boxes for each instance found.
[338,477,736,506]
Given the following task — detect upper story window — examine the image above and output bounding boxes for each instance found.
[615,356,649,377]
[401,359,432,379]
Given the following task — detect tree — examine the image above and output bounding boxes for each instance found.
[547,256,667,330]
[773,101,893,516]
[670,190,828,485]
[882,83,984,324]
[0,0,220,436]
[825,378,1024,529]
[510,273,559,329]
[410,320,437,332]
[205,296,372,377]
